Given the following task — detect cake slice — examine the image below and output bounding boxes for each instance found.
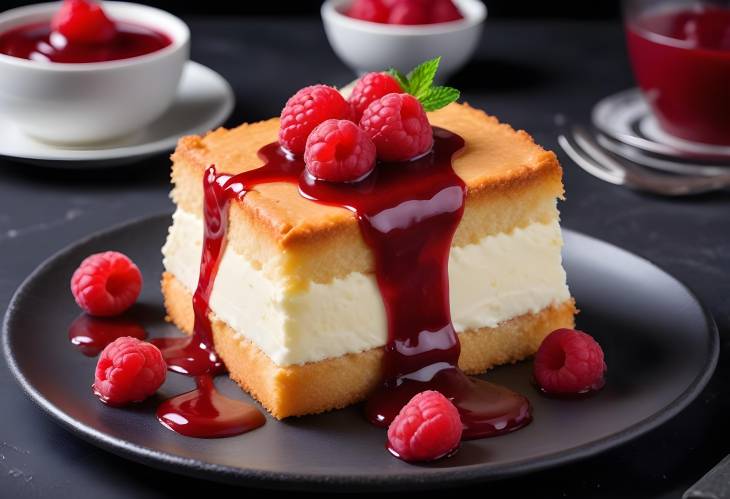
[161,102,575,419]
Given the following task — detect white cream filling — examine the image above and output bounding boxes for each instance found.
[162,208,570,366]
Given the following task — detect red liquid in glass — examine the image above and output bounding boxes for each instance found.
[626,6,730,145]
[173,128,531,440]
[0,21,171,63]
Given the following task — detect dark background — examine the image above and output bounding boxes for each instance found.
[2,1,729,499]
[1,0,622,19]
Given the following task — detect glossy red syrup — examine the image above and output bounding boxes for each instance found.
[150,173,225,374]
[68,313,146,357]
[0,21,171,63]
[157,375,266,438]
[299,129,530,438]
[150,336,223,377]
[151,148,301,379]
[176,127,530,440]
[626,6,730,145]
[152,151,302,438]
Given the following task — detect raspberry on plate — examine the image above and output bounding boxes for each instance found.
[51,0,117,45]
[347,0,390,23]
[360,92,433,161]
[348,72,403,122]
[533,328,606,395]
[70,251,143,317]
[93,336,166,405]
[304,119,376,182]
[387,390,463,462]
[279,84,352,156]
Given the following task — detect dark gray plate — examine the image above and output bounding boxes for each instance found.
[2,214,718,492]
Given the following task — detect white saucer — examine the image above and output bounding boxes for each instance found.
[0,61,234,168]
[591,88,730,162]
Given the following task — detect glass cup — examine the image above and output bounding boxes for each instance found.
[624,0,730,145]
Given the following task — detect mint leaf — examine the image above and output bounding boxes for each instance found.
[419,86,460,112]
[406,57,440,100]
[387,57,459,112]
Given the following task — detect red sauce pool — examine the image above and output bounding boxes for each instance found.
[157,375,266,438]
[0,21,171,63]
[626,6,730,145]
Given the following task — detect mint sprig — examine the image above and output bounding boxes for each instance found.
[387,57,460,112]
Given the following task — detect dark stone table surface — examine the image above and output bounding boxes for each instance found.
[1,17,728,499]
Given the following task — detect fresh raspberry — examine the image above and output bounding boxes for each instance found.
[71,251,143,317]
[304,119,376,182]
[348,72,403,122]
[360,93,433,161]
[279,85,352,156]
[387,0,430,25]
[387,390,462,462]
[533,328,607,395]
[430,0,464,23]
[346,0,390,23]
[93,337,166,405]
[51,0,117,45]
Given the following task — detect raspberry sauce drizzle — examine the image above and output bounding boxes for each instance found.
[152,145,301,437]
[153,146,304,378]
[152,168,262,438]
[151,166,229,377]
[299,128,531,438]
[172,127,531,440]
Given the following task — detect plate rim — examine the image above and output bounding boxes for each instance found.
[2,213,720,491]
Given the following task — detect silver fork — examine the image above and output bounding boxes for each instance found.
[558,126,730,196]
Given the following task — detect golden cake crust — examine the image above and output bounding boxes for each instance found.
[162,272,576,419]
[170,103,565,285]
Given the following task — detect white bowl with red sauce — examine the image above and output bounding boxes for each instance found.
[0,1,189,145]
[321,0,486,80]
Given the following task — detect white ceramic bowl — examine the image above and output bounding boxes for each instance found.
[321,0,486,80]
[0,2,189,145]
